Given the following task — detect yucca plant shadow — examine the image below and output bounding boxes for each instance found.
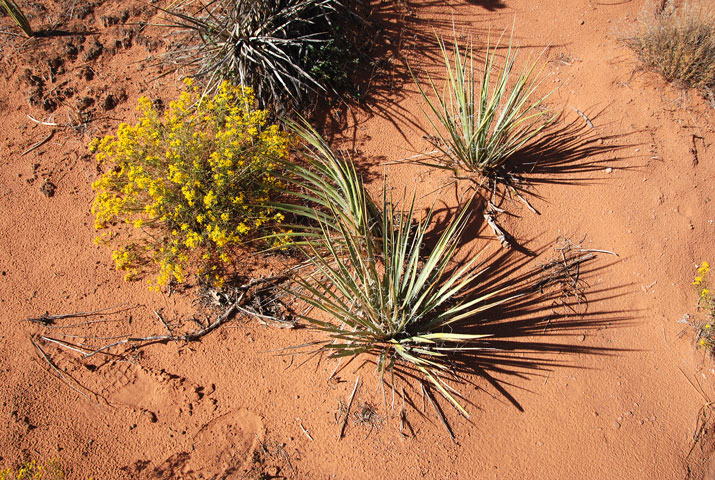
[419,196,488,251]
[313,0,495,139]
[498,107,641,203]
[375,242,632,436]
[449,246,630,405]
[465,0,507,11]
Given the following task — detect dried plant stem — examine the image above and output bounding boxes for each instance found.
[339,376,360,440]
[30,337,97,405]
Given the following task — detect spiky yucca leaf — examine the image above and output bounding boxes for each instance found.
[412,34,553,181]
[1,0,32,37]
[268,118,381,245]
[293,190,516,416]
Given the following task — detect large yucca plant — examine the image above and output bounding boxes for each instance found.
[159,0,350,112]
[292,189,516,416]
[412,34,553,183]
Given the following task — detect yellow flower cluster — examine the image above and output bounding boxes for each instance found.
[91,79,290,288]
[692,262,715,355]
[694,262,713,302]
[0,459,63,479]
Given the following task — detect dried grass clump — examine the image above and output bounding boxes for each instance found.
[623,1,715,95]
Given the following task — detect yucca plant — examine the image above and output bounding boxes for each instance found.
[292,189,516,416]
[1,0,32,37]
[268,118,381,245]
[412,34,553,184]
[159,0,353,112]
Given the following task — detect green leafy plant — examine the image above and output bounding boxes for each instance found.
[159,0,362,112]
[292,185,514,416]
[1,0,32,37]
[90,79,290,289]
[411,34,553,185]
[622,1,715,97]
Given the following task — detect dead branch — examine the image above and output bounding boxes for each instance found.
[569,105,594,129]
[33,274,294,361]
[30,336,98,405]
[21,131,55,156]
[339,376,361,440]
[483,211,511,249]
[24,303,133,326]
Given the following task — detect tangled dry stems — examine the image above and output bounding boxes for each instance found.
[623,1,715,97]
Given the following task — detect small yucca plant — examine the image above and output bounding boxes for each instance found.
[1,0,32,37]
[412,34,553,183]
[293,188,515,416]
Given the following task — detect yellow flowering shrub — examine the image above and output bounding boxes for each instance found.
[91,79,290,288]
[688,262,715,353]
[0,460,63,479]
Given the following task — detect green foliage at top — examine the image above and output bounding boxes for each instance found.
[90,79,291,289]
[412,34,553,183]
[1,0,33,37]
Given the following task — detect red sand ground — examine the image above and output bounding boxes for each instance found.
[1,0,714,478]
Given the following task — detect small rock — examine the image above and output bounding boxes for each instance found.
[605,167,612,174]
[612,421,621,430]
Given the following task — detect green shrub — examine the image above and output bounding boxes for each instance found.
[412,34,553,184]
[91,79,291,289]
[278,124,514,416]
[269,119,382,246]
[623,1,715,94]
[292,188,512,417]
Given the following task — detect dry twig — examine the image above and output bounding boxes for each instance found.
[339,376,360,440]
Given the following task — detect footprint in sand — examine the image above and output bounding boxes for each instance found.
[105,363,205,422]
[41,347,207,423]
[152,409,265,479]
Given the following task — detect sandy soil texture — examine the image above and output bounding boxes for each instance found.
[1,0,714,478]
